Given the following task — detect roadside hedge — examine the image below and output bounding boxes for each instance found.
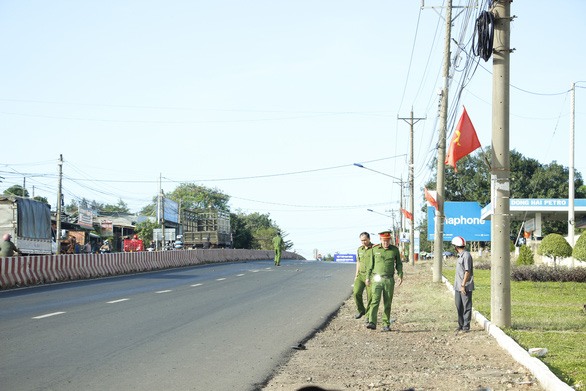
[510,265,586,282]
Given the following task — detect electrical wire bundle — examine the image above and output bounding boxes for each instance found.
[473,10,494,62]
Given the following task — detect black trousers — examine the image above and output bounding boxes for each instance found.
[455,290,473,329]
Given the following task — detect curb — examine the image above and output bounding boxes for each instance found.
[442,275,573,391]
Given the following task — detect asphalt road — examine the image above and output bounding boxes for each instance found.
[0,259,354,391]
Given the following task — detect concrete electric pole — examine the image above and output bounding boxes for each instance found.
[433,0,452,283]
[399,109,425,266]
[56,154,63,255]
[569,82,575,268]
[490,0,512,328]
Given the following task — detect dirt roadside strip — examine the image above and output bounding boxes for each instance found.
[261,260,567,391]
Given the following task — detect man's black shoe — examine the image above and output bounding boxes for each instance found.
[455,327,462,332]
[382,325,391,332]
[354,313,364,319]
[366,322,376,330]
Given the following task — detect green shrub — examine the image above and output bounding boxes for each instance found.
[537,234,573,269]
[572,234,586,262]
[516,244,535,265]
[510,265,586,282]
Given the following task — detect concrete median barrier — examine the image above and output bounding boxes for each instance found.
[1,249,304,289]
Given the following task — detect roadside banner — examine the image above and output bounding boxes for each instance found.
[428,202,491,242]
[334,254,356,263]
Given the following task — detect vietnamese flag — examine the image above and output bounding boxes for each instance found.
[401,208,413,221]
[424,186,438,210]
[445,106,481,173]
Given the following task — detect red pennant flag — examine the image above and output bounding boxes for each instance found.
[445,106,481,173]
[401,208,413,221]
[424,186,439,210]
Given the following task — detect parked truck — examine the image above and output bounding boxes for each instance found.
[181,208,232,249]
[0,196,54,255]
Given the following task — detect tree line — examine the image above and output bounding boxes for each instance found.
[2,183,292,251]
[418,147,586,252]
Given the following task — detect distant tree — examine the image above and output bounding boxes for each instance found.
[102,199,130,214]
[169,183,230,211]
[516,244,534,265]
[537,234,573,269]
[229,210,293,250]
[3,185,29,197]
[230,212,255,249]
[134,220,158,245]
[33,196,49,204]
[572,234,586,262]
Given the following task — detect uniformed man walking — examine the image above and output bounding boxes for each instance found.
[353,232,374,320]
[272,232,285,266]
[366,231,403,331]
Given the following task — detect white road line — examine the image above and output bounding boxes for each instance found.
[191,283,203,287]
[33,312,66,319]
[251,270,260,273]
[236,274,245,277]
[216,278,226,281]
[155,290,172,293]
[107,298,129,304]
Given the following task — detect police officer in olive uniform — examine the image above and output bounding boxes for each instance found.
[353,232,374,320]
[366,231,403,331]
[272,232,285,266]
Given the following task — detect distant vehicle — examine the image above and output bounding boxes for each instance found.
[0,196,55,255]
[181,208,232,249]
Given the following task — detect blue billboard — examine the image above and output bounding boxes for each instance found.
[428,202,491,242]
[334,254,356,263]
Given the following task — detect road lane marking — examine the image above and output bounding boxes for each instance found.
[236,274,245,277]
[107,299,129,304]
[33,312,65,319]
[155,290,172,293]
[191,283,203,287]
[251,270,260,273]
[216,278,226,281]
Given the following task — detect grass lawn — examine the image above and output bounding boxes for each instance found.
[443,267,586,387]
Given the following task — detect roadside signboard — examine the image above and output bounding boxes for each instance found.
[428,202,491,242]
[334,254,356,263]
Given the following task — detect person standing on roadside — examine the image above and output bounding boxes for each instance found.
[452,236,474,332]
[366,231,403,331]
[1,234,22,257]
[353,232,374,321]
[272,232,285,266]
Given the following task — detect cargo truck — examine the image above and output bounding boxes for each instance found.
[181,208,231,249]
[0,196,55,255]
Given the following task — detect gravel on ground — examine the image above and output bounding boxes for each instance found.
[261,259,543,391]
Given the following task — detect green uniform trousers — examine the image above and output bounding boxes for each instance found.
[274,248,282,265]
[353,272,372,316]
[368,277,395,327]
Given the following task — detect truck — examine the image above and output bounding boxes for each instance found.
[181,208,232,249]
[0,196,55,255]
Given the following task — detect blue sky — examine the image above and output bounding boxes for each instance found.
[1,0,584,259]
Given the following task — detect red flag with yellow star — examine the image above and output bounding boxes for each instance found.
[445,107,481,173]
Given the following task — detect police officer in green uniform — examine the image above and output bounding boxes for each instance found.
[272,232,285,266]
[353,232,374,320]
[366,231,403,331]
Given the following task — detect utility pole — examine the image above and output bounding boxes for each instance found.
[159,173,165,250]
[491,0,512,328]
[569,82,575,268]
[56,155,63,255]
[433,0,452,282]
[399,109,425,265]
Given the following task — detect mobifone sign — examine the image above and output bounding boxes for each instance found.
[428,202,491,242]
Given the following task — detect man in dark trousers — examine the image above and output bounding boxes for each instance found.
[452,236,475,332]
